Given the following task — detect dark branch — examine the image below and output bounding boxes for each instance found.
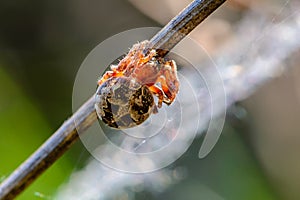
[150,0,226,57]
[0,97,97,199]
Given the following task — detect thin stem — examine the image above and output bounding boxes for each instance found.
[0,97,97,200]
[0,0,227,199]
[150,0,226,57]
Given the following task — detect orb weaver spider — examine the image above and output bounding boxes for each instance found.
[95,40,179,129]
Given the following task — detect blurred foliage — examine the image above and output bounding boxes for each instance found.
[0,66,73,199]
[161,125,276,200]
[134,123,277,200]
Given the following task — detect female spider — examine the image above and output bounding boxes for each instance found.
[95,40,179,129]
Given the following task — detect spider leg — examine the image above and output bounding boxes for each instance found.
[118,56,132,71]
[156,77,173,105]
[97,69,123,85]
[158,60,180,104]
[148,85,165,109]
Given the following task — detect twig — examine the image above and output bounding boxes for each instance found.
[0,97,97,199]
[0,0,226,199]
[150,0,226,57]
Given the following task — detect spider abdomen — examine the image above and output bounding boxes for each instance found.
[95,77,154,129]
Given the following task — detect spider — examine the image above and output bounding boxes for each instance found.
[95,40,179,129]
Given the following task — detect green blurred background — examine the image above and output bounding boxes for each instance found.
[1,0,299,199]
